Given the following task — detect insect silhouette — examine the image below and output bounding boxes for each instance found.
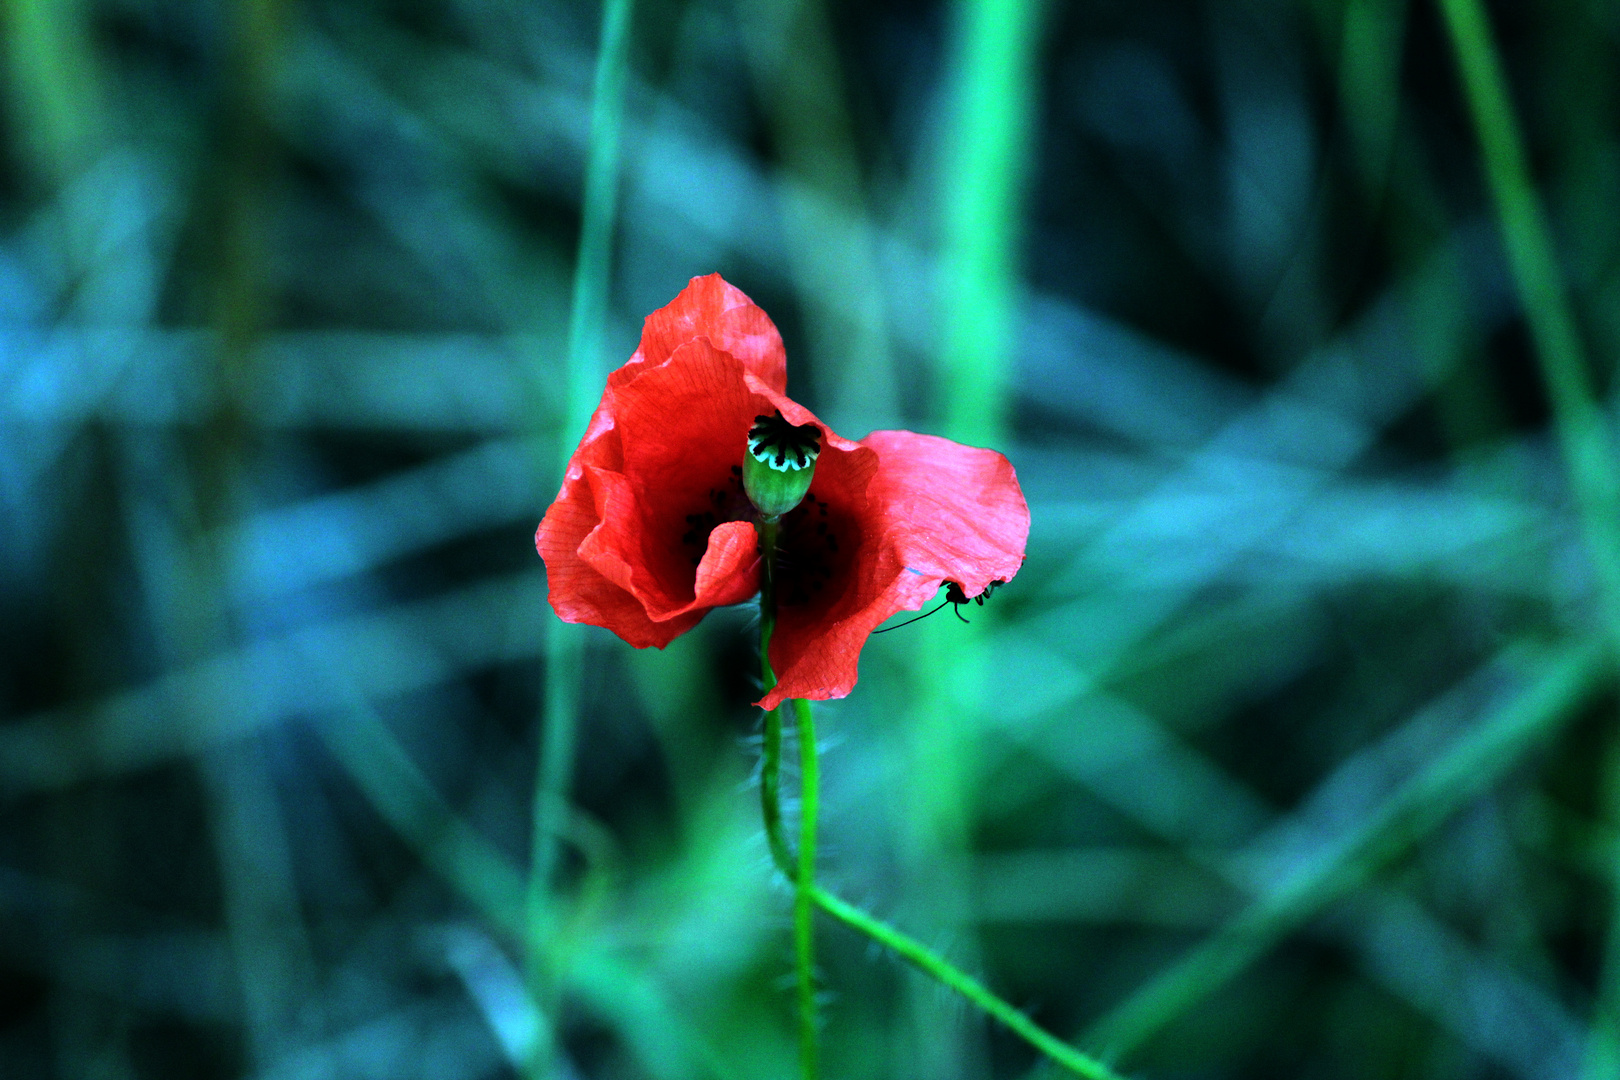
[873,579,1005,633]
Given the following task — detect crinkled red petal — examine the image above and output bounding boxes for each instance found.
[582,338,763,620]
[573,275,787,457]
[860,430,1029,595]
[539,274,1028,706]
[619,274,787,394]
[537,331,868,649]
[758,430,1029,710]
[535,433,681,647]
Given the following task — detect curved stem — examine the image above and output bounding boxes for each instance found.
[756,759,1127,1080]
[753,691,1125,1079]
[750,524,1118,1080]
[810,886,1127,1080]
[760,704,793,879]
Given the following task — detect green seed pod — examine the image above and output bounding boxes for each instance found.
[743,409,821,520]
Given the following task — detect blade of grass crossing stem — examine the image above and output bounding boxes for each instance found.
[1079,638,1606,1063]
[529,0,635,1062]
[1434,3,1620,1073]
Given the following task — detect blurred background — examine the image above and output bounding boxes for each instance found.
[3,0,1620,1077]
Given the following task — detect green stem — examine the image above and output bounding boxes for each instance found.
[760,704,792,879]
[756,515,817,1080]
[810,886,1126,1080]
[752,640,1124,1080]
[756,752,1126,1080]
[757,517,795,880]
[794,696,819,1080]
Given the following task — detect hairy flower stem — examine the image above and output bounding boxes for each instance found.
[753,568,1125,1079]
[754,709,1129,1080]
[757,518,794,877]
[793,695,819,1080]
[756,515,818,1080]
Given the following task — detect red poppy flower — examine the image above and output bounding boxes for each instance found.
[536,274,1029,711]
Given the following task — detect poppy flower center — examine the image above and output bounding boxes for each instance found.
[744,410,821,520]
[747,409,821,470]
[680,465,752,567]
[676,468,853,610]
[772,494,853,609]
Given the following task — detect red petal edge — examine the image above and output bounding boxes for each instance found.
[758,431,1029,710]
[537,273,1029,712]
[535,299,844,652]
[618,274,787,395]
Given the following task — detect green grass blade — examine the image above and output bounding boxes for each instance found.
[734,0,895,432]
[1436,0,1620,626]
[1082,638,1606,1061]
[529,0,636,1047]
[938,0,1040,447]
[1435,5,1620,1072]
[894,0,1046,1066]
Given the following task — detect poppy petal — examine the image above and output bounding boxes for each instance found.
[537,461,683,648]
[762,557,938,710]
[603,340,763,614]
[756,438,888,708]
[550,338,771,637]
[692,521,763,608]
[538,275,1029,708]
[620,274,788,394]
[757,431,1028,710]
[861,430,1029,596]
